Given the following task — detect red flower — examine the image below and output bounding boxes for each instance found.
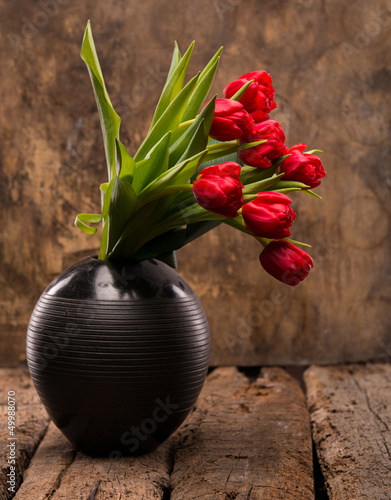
[192,162,244,218]
[242,192,296,239]
[208,99,254,142]
[224,71,277,123]
[278,144,326,188]
[238,120,288,168]
[260,241,313,286]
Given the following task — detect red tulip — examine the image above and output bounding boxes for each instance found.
[242,192,296,239]
[260,241,313,286]
[224,70,277,123]
[238,120,288,168]
[208,99,254,142]
[192,162,244,218]
[278,144,326,188]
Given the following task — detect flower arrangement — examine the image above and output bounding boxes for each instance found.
[76,21,326,286]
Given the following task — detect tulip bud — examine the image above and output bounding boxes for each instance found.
[260,240,313,286]
[224,70,277,123]
[208,99,254,142]
[242,192,296,239]
[278,144,326,188]
[192,162,244,218]
[238,120,288,168]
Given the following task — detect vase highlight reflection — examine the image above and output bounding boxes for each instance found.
[26,257,210,456]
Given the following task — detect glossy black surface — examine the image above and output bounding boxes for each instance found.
[27,257,210,456]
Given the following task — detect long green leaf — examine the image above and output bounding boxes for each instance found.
[230,80,254,101]
[167,42,181,80]
[169,97,216,167]
[134,73,200,162]
[116,139,135,185]
[271,180,310,190]
[81,21,120,181]
[243,173,285,194]
[74,213,102,234]
[149,42,195,130]
[107,176,138,254]
[138,150,206,203]
[132,132,171,194]
[203,139,266,164]
[181,47,222,122]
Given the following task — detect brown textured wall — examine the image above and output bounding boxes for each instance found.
[0,0,390,366]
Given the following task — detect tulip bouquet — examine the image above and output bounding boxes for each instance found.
[76,21,325,286]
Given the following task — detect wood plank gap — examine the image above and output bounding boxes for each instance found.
[312,442,329,500]
[304,364,391,500]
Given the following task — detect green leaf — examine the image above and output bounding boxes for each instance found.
[133,218,222,262]
[138,150,206,203]
[149,41,195,130]
[272,188,302,194]
[132,132,171,194]
[272,154,291,168]
[230,80,254,101]
[271,180,310,190]
[303,189,322,199]
[181,47,223,122]
[203,139,266,164]
[305,149,323,155]
[185,220,222,244]
[100,182,109,211]
[81,21,120,181]
[134,229,187,260]
[74,213,102,234]
[243,173,285,194]
[99,222,109,260]
[107,176,138,253]
[156,251,178,268]
[169,97,216,167]
[284,238,312,248]
[116,139,135,185]
[97,178,115,259]
[240,164,280,184]
[134,72,200,162]
[167,42,181,81]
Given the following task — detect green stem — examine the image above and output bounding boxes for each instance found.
[132,209,224,255]
[177,118,196,132]
[206,141,239,151]
[137,183,193,209]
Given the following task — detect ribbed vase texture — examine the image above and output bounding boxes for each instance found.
[26,257,210,456]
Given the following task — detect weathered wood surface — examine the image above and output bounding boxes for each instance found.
[1,0,391,367]
[13,422,174,500]
[1,366,314,499]
[171,367,314,499]
[305,364,391,500]
[0,368,50,500]
[13,423,76,500]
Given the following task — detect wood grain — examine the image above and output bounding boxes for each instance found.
[13,423,75,500]
[1,0,390,366]
[25,432,174,500]
[305,364,391,499]
[171,367,314,499]
[0,368,50,500]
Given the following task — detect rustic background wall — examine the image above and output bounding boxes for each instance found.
[0,0,390,366]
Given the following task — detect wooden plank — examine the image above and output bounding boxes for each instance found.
[13,423,75,500]
[1,0,391,368]
[304,364,391,500]
[48,442,174,500]
[13,422,174,499]
[0,367,50,500]
[171,367,314,499]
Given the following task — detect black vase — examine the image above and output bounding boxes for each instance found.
[26,257,210,456]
